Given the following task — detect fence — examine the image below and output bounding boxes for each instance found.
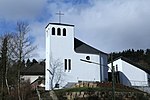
[130,80,149,86]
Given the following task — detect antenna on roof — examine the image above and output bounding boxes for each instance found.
[56,11,64,23]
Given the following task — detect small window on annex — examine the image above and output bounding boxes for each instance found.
[57,28,61,36]
[63,28,66,36]
[52,27,55,35]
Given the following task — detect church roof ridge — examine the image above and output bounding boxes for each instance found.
[74,38,108,55]
[45,23,74,28]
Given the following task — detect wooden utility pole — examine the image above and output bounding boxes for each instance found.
[111,53,115,100]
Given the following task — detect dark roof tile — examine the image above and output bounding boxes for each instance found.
[21,63,45,75]
[74,38,108,55]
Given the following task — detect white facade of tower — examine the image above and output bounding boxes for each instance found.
[45,23,108,90]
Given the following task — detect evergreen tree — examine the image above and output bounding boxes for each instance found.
[26,58,31,67]
[32,59,38,64]
[0,35,10,99]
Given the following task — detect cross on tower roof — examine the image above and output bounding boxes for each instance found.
[56,11,64,23]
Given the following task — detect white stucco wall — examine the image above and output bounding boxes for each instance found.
[108,59,123,72]
[108,58,148,86]
[45,24,107,90]
[122,60,148,86]
[67,53,100,82]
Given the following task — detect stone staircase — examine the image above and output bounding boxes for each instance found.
[35,87,52,100]
[63,82,76,88]
[133,86,150,94]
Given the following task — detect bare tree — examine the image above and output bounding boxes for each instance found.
[10,22,36,100]
[47,57,64,90]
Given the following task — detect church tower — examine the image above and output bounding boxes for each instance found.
[45,23,74,90]
[45,22,108,90]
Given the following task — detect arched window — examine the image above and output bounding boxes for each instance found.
[57,28,61,36]
[63,28,66,36]
[52,27,55,35]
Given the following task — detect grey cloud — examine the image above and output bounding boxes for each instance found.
[0,0,47,20]
[60,0,150,53]
[9,0,150,59]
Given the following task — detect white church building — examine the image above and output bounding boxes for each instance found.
[45,23,108,90]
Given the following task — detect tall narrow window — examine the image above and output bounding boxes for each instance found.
[52,27,55,35]
[68,59,71,70]
[64,59,67,70]
[57,28,61,36]
[116,64,118,71]
[63,28,66,36]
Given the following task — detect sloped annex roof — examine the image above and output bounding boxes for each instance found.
[20,63,45,75]
[74,38,108,55]
[112,56,150,74]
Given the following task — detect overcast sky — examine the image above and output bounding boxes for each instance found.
[0,0,150,59]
